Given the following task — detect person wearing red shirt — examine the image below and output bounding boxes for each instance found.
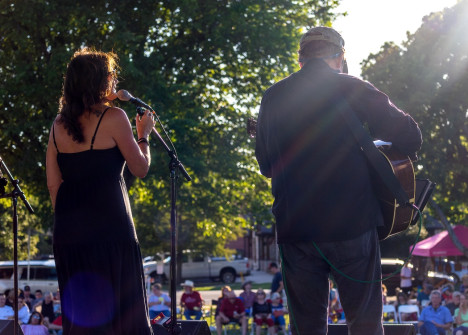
[48,315,63,333]
[180,280,203,320]
[215,291,247,335]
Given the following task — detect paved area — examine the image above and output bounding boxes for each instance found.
[236,269,273,285]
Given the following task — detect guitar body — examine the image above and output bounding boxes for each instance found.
[371,145,416,240]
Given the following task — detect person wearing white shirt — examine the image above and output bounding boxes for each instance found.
[0,293,14,320]
[18,296,31,324]
[400,263,413,296]
[148,283,171,319]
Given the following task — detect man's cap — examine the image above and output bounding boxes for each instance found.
[180,280,194,288]
[300,27,345,50]
[442,284,454,293]
[24,285,31,291]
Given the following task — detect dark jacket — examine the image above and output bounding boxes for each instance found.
[255,59,422,243]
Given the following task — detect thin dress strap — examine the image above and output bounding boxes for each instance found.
[90,107,111,150]
[52,123,60,153]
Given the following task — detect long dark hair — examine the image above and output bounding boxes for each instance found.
[58,47,119,143]
[27,311,43,325]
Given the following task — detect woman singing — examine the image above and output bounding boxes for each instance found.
[46,47,155,334]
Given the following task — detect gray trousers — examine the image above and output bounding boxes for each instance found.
[280,228,384,335]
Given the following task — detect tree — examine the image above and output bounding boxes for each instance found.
[0,0,340,260]
[361,1,468,231]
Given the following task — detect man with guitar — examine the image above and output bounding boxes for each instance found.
[255,27,422,335]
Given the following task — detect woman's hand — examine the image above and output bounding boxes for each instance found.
[136,109,155,140]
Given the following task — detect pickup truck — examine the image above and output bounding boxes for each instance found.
[143,251,250,284]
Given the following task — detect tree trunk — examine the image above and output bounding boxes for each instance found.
[429,199,468,257]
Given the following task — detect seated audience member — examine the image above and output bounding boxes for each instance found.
[215,291,247,335]
[0,293,13,320]
[442,284,455,303]
[460,275,468,294]
[394,291,409,308]
[18,296,31,324]
[23,286,33,310]
[215,285,232,316]
[34,291,55,323]
[252,290,275,335]
[454,294,468,335]
[239,281,255,315]
[418,290,453,335]
[270,292,287,331]
[148,283,171,319]
[394,291,417,322]
[48,315,63,335]
[53,289,61,315]
[417,281,433,308]
[5,289,18,307]
[447,291,463,316]
[21,311,49,335]
[31,289,44,308]
[180,280,203,320]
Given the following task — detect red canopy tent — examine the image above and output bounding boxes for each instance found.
[411,225,468,257]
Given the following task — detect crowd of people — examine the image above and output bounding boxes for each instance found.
[143,263,288,334]
[1,262,284,334]
[414,279,468,335]
[4,265,468,335]
[205,282,288,335]
[166,261,289,335]
[322,263,468,335]
[177,262,288,334]
[378,272,468,335]
[0,287,62,335]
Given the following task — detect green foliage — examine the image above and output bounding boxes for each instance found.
[0,195,46,259]
[0,0,339,259]
[361,1,468,227]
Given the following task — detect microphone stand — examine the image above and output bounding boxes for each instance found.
[136,107,191,335]
[0,156,34,335]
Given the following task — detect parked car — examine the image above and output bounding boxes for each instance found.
[0,259,58,293]
[381,258,456,296]
[143,251,250,285]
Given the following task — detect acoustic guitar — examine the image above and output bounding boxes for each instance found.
[371,141,415,240]
[247,118,416,240]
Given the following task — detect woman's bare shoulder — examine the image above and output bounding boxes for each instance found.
[104,106,130,124]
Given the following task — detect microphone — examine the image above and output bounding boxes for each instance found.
[116,90,154,111]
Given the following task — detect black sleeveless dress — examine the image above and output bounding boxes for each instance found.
[52,108,153,335]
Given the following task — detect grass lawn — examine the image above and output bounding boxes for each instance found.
[202,313,291,335]
[196,282,271,292]
[160,281,271,292]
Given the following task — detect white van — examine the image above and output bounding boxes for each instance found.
[0,260,58,293]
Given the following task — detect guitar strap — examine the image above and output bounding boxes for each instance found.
[341,103,410,207]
